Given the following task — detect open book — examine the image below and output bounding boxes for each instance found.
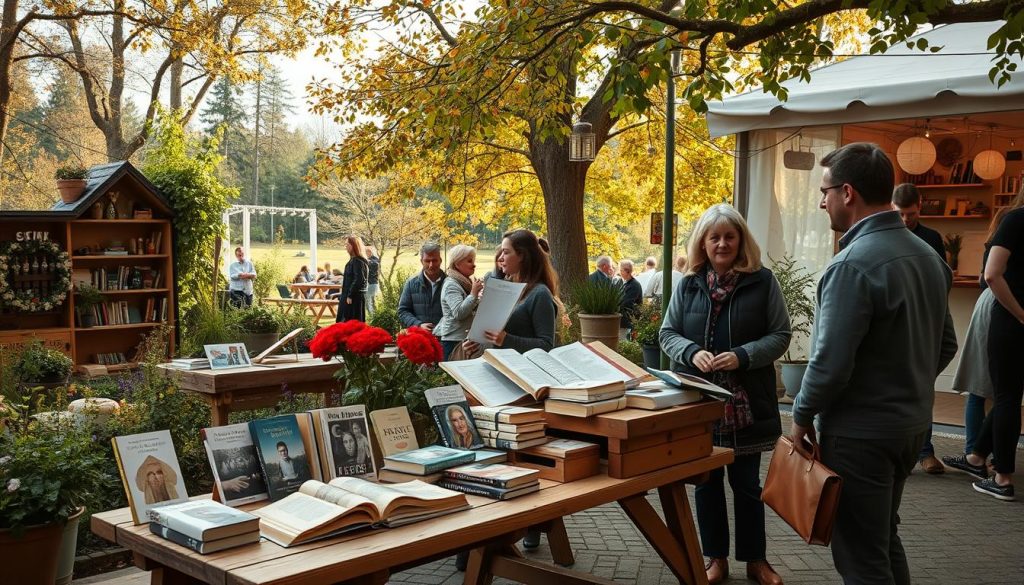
[482,348,626,401]
[254,477,469,547]
[644,368,733,401]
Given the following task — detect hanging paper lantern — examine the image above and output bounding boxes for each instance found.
[973,150,1006,180]
[896,137,937,175]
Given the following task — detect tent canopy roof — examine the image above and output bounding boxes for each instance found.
[705,21,1024,137]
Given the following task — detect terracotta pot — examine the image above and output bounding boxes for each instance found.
[578,313,621,351]
[56,179,87,204]
[0,515,67,585]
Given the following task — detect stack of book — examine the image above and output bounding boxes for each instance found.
[543,383,627,417]
[147,500,260,554]
[437,463,540,500]
[471,405,548,449]
[168,357,210,370]
[379,444,476,484]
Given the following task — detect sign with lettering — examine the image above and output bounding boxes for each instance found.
[15,231,50,242]
[650,213,678,245]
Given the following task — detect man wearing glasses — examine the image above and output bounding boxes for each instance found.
[792,143,957,585]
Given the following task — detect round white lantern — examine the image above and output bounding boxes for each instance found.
[896,137,937,175]
[973,150,1006,180]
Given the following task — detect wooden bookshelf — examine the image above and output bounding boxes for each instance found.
[915,183,988,189]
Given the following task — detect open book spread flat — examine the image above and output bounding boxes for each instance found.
[254,478,469,546]
[644,368,733,400]
[482,348,626,401]
[440,359,532,406]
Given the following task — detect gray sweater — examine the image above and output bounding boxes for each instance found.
[502,284,556,352]
[434,277,478,341]
[793,211,958,439]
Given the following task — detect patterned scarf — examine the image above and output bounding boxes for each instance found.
[704,269,754,435]
[446,268,472,294]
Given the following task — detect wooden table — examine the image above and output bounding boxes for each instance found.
[160,354,340,426]
[92,448,733,585]
[289,283,342,299]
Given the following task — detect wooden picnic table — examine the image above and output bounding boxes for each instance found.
[160,353,340,426]
[92,447,732,585]
[289,282,342,299]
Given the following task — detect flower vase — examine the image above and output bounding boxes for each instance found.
[90,202,103,219]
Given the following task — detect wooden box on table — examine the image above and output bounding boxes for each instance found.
[510,439,600,482]
[542,400,724,479]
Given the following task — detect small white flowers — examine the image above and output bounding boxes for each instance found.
[0,455,11,466]
[6,478,20,492]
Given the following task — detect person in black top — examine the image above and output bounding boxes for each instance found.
[337,236,369,323]
[892,182,947,474]
[616,259,642,340]
[365,246,381,316]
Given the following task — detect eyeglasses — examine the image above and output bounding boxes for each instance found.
[819,184,845,197]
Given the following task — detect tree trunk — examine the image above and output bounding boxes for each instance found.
[0,0,19,200]
[530,136,590,288]
[169,55,184,110]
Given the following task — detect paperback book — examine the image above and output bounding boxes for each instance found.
[544,396,627,417]
[313,406,377,480]
[436,479,540,500]
[482,348,627,401]
[111,430,189,525]
[249,415,314,501]
[625,382,702,410]
[369,406,419,458]
[482,436,548,450]
[470,405,544,424]
[443,463,539,489]
[202,423,269,506]
[426,385,484,449]
[383,445,476,475]
[643,368,733,400]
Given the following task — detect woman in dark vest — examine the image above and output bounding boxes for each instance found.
[660,204,792,585]
[337,235,369,323]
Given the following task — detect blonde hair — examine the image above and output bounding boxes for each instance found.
[673,254,687,273]
[447,244,477,272]
[685,204,762,275]
[346,236,367,259]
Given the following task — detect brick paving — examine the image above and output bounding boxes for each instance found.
[77,417,1024,585]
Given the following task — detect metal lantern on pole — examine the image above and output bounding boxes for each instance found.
[569,122,596,162]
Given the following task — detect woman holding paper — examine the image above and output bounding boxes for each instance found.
[436,245,483,360]
[659,204,791,585]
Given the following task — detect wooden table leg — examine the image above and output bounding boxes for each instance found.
[659,480,707,584]
[336,570,389,585]
[134,554,204,585]
[541,518,574,566]
[202,393,232,427]
[619,489,707,585]
[464,546,495,585]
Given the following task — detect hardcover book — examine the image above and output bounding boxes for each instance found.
[111,430,189,525]
[440,358,532,407]
[544,396,627,418]
[314,406,377,480]
[443,463,539,489]
[470,405,544,424]
[369,406,419,458]
[482,348,627,402]
[249,415,314,501]
[425,385,484,449]
[643,368,733,401]
[149,523,261,554]
[482,436,548,450]
[477,428,546,442]
[147,499,259,541]
[202,423,269,506]
[625,382,702,410]
[474,420,546,434]
[436,479,540,501]
[383,445,476,475]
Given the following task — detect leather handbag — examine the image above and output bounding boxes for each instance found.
[761,435,843,546]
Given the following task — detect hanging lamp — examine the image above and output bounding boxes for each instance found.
[973,125,1005,180]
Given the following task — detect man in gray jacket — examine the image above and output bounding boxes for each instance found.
[397,243,446,332]
[792,143,957,585]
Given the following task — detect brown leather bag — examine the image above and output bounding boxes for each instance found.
[761,435,843,546]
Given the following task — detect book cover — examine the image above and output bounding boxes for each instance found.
[473,449,507,464]
[436,478,540,500]
[295,413,323,482]
[369,406,419,457]
[111,430,189,525]
[625,384,702,410]
[249,415,314,501]
[317,406,377,480]
[147,499,259,541]
[444,463,539,489]
[202,423,269,506]
[148,522,261,554]
[383,445,476,475]
[644,368,733,400]
[425,385,484,449]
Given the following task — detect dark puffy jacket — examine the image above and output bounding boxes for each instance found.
[659,266,791,448]
[397,272,446,328]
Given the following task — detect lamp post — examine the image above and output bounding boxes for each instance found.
[661,49,680,367]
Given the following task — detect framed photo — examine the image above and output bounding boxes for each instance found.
[920,199,944,217]
[204,343,251,370]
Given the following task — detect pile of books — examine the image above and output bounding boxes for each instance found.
[148,500,260,554]
[543,381,627,417]
[471,405,548,449]
[379,444,476,484]
[438,463,540,500]
[168,357,210,370]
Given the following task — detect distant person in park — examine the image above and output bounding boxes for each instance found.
[228,246,256,308]
[617,259,642,340]
[634,256,657,292]
[337,236,370,323]
[435,244,483,360]
[660,203,791,585]
[588,255,614,284]
[365,246,381,316]
[645,254,686,299]
[317,262,333,282]
[943,191,1024,477]
[793,143,956,584]
[398,242,446,332]
[893,182,948,474]
[294,265,314,283]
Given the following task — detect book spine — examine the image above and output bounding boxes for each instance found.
[430,407,452,448]
[147,508,206,540]
[443,471,507,488]
[437,479,514,500]
[111,439,141,524]
[149,522,206,553]
[485,438,520,450]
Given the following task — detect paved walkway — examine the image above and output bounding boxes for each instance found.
[76,417,1024,585]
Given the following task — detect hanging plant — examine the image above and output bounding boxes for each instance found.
[0,240,72,312]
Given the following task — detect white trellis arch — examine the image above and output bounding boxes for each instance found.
[223,205,319,271]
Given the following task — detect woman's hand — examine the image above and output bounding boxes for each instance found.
[470,277,484,297]
[711,351,740,371]
[462,339,481,356]
[345,298,352,305]
[484,330,507,346]
[693,350,715,373]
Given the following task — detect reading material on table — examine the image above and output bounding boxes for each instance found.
[482,348,627,401]
[544,396,628,418]
[467,278,527,345]
[426,385,484,449]
[147,499,259,541]
[111,430,189,525]
[249,415,315,501]
[202,423,269,506]
[644,368,733,400]
[440,358,531,406]
[254,478,469,546]
[369,406,419,457]
[625,382,703,410]
[383,445,476,475]
[549,341,652,387]
[310,405,377,480]
[470,405,545,425]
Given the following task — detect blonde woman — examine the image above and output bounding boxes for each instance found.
[659,204,791,585]
[434,244,483,360]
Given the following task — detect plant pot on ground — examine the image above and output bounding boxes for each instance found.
[13,342,73,385]
[572,280,623,351]
[75,283,103,328]
[55,166,88,204]
[630,300,663,368]
[235,304,281,354]
[770,254,817,398]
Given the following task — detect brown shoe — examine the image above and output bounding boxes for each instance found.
[920,455,945,474]
[746,560,783,585]
[705,557,729,585]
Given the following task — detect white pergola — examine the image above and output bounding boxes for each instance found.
[223,204,319,270]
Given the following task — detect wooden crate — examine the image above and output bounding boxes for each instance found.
[511,440,600,483]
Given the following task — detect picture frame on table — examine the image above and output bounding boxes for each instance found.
[921,199,944,216]
[204,343,251,370]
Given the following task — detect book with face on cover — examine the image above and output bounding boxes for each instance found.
[202,423,269,507]
[111,430,190,525]
[426,385,484,450]
[249,415,314,502]
[312,406,377,480]
[369,406,419,458]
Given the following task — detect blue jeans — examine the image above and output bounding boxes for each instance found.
[964,393,987,455]
[694,452,766,561]
[441,340,460,361]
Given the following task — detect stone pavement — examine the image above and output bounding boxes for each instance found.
[77,417,1024,585]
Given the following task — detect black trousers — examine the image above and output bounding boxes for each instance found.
[694,451,765,561]
[972,302,1024,474]
[821,431,925,585]
[229,290,252,308]
[337,294,366,323]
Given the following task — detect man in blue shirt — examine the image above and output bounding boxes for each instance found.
[228,246,256,308]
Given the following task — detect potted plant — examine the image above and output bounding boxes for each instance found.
[54,166,89,204]
[944,233,963,275]
[75,283,103,328]
[13,343,73,386]
[235,304,281,353]
[572,280,623,351]
[630,300,663,368]
[770,255,816,399]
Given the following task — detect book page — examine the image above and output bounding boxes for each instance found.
[549,342,632,383]
[440,359,529,406]
[254,492,348,536]
[484,349,558,394]
[327,477,459,517]
[467,279,527,344]
[523,349,584,384]
[299,479,375,512]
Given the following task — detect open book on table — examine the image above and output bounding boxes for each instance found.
[643,368,733,401]
[481,347,627,401]
[254,477,469,547]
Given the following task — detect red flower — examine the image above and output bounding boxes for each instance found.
[345,326,393,357]
[396,326,443,365]
[309,320,367,360]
